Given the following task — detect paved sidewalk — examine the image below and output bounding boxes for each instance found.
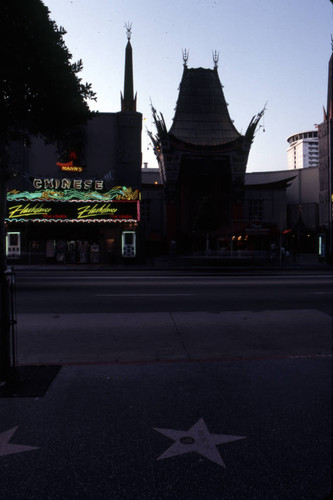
[16,309,332,365]
[0,357,331,499]
[10,252,333,273]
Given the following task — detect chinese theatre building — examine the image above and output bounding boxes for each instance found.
[149,52,264,254]
[6,27,142,265]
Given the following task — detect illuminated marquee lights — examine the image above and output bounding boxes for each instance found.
[76,204,118,219]
[6,184,141,223]
[6,200,140,223]
[56,161,84,173]
[18,218,138,223]
[7,186,141,202]
[8,203,52,219]
[32,178,103,191]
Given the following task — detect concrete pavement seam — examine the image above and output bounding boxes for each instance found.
[168,312,191,361]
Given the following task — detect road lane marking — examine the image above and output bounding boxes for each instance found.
[17,273,333,280]
[95,293,196,297]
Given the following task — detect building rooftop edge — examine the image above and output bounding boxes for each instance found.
[286,130,318,142]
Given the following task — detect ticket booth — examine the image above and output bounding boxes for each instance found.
[122,231,136,258]
[6,232,21,259]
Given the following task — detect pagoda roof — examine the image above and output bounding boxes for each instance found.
[169,66,241,147]
[245,170,297,189]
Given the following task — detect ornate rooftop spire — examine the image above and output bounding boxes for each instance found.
[182,49,189,67]
[125,22,132,41]
[213,50,219,69]
[121,23,137,112]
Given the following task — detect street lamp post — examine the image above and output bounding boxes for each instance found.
[0,144,12,384]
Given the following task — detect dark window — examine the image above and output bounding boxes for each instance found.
[248,200,263,220]
[141,199,151,222]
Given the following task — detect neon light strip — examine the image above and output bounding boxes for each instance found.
[7,187,140,202]
[5,219,138,223]
[6,199,138,203]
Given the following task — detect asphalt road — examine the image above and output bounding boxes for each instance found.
[14,269,333,365]
[15,269,333,314]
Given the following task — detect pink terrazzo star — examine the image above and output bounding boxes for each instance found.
[0,427,39,457]
[154,417,246,467]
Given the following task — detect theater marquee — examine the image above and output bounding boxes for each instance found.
[6,184,141,223]
[6,200,139,223]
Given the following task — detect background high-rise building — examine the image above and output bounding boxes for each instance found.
[286,130,319,169]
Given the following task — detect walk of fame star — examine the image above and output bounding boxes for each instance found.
[0,427,39,457]
[154,418,246,467]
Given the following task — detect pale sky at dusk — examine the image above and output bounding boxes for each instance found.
[44,0,333,172]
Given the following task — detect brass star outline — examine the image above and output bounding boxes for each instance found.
[0,427,39,457]
[154,418,246,467]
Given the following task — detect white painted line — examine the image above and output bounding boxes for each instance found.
[20,274,333,281]
[95,293,196,297]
